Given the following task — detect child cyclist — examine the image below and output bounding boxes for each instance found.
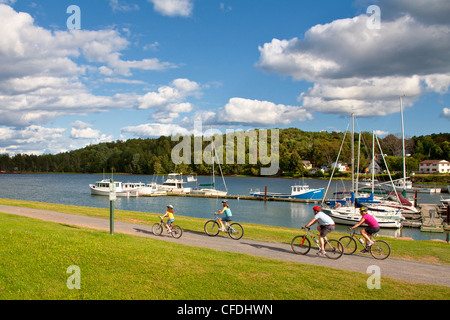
[160,204,175,233]
[215,200,232,231]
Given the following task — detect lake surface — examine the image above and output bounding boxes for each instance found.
[0,173,448,241]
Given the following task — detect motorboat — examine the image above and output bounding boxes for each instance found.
[250,184,324,200]
[89,179,141,197]
[138,182,167,196]
[156,173,192,194]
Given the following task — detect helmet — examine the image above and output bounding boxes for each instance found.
[360,206,367,212]
[313,206,321,212]
[167,205,173,209]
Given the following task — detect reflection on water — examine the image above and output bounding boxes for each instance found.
[0,173,447,241]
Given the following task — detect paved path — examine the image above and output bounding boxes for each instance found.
[1,204,449,287]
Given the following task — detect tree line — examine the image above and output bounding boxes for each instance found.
[0,129,448,176]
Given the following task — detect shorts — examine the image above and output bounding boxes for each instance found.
[365,226,380,235]
[167,218,175,225]
[221,216,232,222]
[319,224,335,237]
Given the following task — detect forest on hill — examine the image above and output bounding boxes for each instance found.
[0,129,449,177]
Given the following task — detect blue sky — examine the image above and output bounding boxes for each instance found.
[0,0,449,155]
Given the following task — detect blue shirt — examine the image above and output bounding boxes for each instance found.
[224,208,232,217]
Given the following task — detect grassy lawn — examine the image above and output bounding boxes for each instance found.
[0,198,449,265]
[1,212,449,300]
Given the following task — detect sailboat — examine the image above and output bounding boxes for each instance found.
[190,139,228,197]
[322,114,404,228]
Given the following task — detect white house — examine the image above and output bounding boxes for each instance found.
[301,160,312,170]
[419,160,450,173]
[330,161,348,172]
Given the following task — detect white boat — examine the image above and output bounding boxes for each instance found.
[392,178,413,190]
[322,206,403,229]
[250,184,324,200]
[191,187,228,197]
[321,114,404,228]
[440,196,450,207]
[138,182,167,196]
[375,192,420,214]
[89,179,141,197]
[156,173,192,194]
[190,140,228,197]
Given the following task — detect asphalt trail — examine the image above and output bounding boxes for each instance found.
[1,204,449,287]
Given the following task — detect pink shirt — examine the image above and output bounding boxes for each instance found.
[362,214,379,227]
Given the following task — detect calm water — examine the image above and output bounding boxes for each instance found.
[0,173,448,241]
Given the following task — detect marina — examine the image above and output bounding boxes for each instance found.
[0,173,448,241]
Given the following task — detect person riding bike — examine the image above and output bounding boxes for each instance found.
[161,204,175,233]
[350,206,380,252]
[215,200,232,231]
[303,205,336,256]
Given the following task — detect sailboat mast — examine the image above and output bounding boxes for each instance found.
[351,113,354,193]
[400,96,406,191]
[372,131,375,194]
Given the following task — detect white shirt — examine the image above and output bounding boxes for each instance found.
[314,211,335,226]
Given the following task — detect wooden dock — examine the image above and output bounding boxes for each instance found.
[164,193,321,203]
[419,204,444,233]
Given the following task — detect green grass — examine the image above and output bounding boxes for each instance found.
[0,198,449,265]
[1,212,449,300]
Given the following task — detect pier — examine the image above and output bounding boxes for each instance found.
[419,204,445,232]
[164,192,321,203]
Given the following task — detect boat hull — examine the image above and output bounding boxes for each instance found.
[89,185,140,197]
[191,188,227,197]
[322,208,402,228]
[250,188,324,200]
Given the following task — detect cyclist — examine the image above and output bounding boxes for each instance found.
[160,204,175,233]
[303,205,335,256]
[350,206,380,252]
[215,200,232,231]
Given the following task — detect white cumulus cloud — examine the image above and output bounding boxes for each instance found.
[220,97,313,125]
[256,2,450,118]
[148,0,193,17]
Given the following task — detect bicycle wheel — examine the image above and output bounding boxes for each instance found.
[324,239,344,259]
[339,236,357,255]
[204,220,220,236]
[171,225,183,239]
[370,240,391,260]
[291,235,311,255]
[152,223,163,236]
[228,223,244,240]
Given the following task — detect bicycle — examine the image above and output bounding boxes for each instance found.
[152,216,183,239]
[204,216,244,240]
[291,227,344,259]
[339,229,391,260]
